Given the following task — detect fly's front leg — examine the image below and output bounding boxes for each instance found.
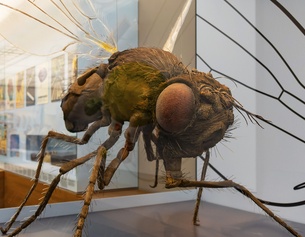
[103,122,141,186]
[0,136,48,235]
[80,117,111,143]
[0,134,56,235]
[142,124,156,161]
[0,119,109,235]
[142,124,160,188]
[3,150,98,237]
[49,117,111,145]
[96,120,122,189]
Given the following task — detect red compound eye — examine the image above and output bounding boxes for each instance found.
[156,83,195,133]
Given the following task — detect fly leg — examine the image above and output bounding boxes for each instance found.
[165,175,301,237]
[3,150,99,237]
[75,120,135,236]
[142,124,156,161]
[192,150,210,225]
[103,125,140,186]
[142,124,160,188]
[150,156,160,188]
[74,146,107,237]
[0,119,109,235]
[96,120,122,189]
[4,121,120,237]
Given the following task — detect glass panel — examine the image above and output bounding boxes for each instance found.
[0,0,139,196]
[0,0,196,214]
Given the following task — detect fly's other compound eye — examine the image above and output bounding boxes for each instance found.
[156,83,195,133]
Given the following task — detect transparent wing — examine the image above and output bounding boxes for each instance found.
[197,0,305,221]
[197,0,305,143]
[0,0,123,61]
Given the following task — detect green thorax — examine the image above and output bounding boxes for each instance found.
[103,62,167,126]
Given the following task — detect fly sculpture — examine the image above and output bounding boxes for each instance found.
[0,0,302,236]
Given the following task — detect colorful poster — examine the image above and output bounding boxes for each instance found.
[16,71,25,108]
[26,66,36,106]
[51,54,65,102]
[6,77,15,109]
[0,123,7,155]
[26,135,44,161]
[10,134,20,157]
[36,62,49,104]
[26,134,77,164]
[0,79,5,110]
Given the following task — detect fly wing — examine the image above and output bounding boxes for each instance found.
[197,0,305,141]
[0,0,118,60]
[197,0,305,217]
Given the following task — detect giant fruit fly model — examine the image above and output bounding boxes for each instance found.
[0,1,302,237]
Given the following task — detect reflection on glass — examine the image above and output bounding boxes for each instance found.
[0,0,195,212]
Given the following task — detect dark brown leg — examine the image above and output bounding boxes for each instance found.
[75,125,141,236]
[150,157,160,188]
[103,126,140,186]
[142,125,159,188]
[0,119,109,235]
[4,150,98,237]
[74,146,107,237]
[165,174,301,237]
[192,150,210,225]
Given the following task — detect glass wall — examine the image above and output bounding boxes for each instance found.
[0,0,138,192]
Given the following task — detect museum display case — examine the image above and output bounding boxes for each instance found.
[0,0,140,195]
[0,0,196,214]
[0,0,304,236]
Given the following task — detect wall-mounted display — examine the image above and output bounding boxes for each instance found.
[26,134,77,165]
[6,77,14,109]
[0,0,139,194]
[15,71,24,108]
[9,134,19,157]
[0,79,5,110]
[25,67,35,106]
[0,122,6,155]
[51,54,66,102]
[36,62,49,104]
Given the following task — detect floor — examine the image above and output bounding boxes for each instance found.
[1,201,304,237]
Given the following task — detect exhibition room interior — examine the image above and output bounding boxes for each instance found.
[0,0,304,236]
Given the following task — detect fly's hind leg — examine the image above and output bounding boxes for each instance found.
[193,150,210,225]
[0,119,110,235]
[164,173,301,237]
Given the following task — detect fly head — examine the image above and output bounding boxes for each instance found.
[61,64,107,132]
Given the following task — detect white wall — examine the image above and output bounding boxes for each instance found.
[138,0,196,192]
[197,0,305,224]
